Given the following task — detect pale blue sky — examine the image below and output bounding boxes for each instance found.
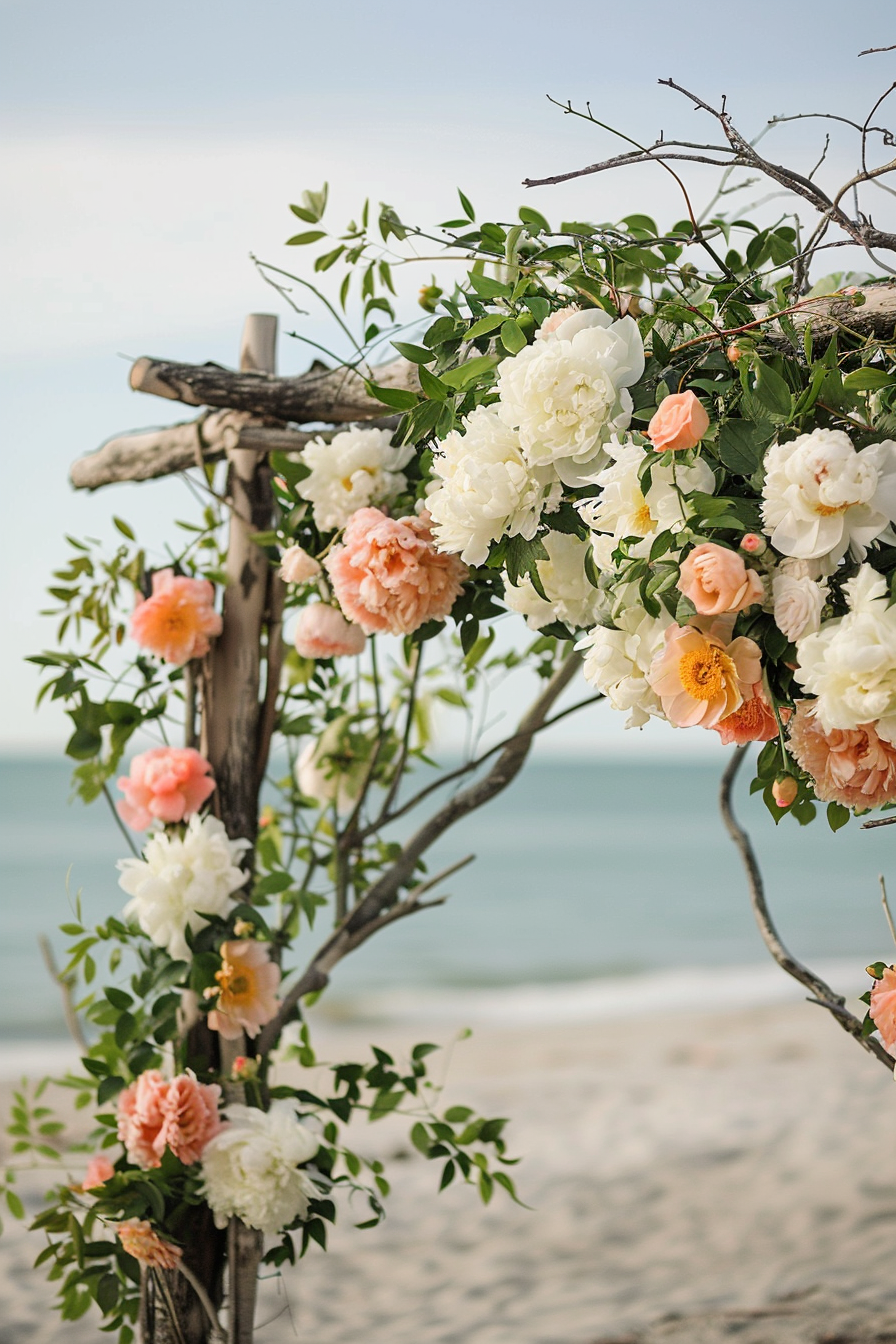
[2,0,894,752]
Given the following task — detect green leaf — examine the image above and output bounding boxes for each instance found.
[500,319,527,354]
[418,365,449,401]
[444,1105,473,1123]
[753,360,792,418]
[467,272,511,301]
[410,1122,431,1155]
[392,341,435,365]
[458,189,475,221]
[842,367,892,392]
[112,517,135,540]
[466,313,505,340]
[826,801,851,832]
[439,1159,456,1190]
[718,419,766,476]
[439,355,498,390]
[5,1190,24,1220]
[519,206,550,234]
[363,381,418,411]
[286,230,327,246]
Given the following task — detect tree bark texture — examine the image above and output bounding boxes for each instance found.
[129,352,419,423]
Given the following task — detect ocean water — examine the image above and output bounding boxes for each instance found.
[1,753,894,1041]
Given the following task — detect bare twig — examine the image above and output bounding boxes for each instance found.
[860,44,896,56]
[880,875,896,948]
[719,746,894,1071]
[175,1263,226,1344]
[38,936,87,1053]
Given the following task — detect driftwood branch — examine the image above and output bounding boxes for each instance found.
[129,353,418,423]
[38,935,87,1052]
[719,746,895,1072]
[257,651,583,1055]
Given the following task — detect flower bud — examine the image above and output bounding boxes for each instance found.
[726,342,744,363]
[772,775,798,808]
[231,1055,259,1081]
[740,533,767,556]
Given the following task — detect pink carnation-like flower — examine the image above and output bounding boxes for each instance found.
[788,701,896,810]
[325,508,467,636]
[646,390,710,452]
[207,940,281,1041]
[81,1155,115,1190]
[712,681,781,746]
[293,603,366,658]
[117,1070,221,1168]
[130,569,222,666]
[116,747,216,831]
[117,1219,182,1270]
[648,619,762,729]
[869,965,896,1052]
[678,543,764,617]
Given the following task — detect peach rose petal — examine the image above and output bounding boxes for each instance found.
[646,391,710,452]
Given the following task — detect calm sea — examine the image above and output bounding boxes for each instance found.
[2,753,894,1042]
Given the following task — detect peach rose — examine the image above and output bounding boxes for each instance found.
[678,543,764,617]
[869,965,896,1052]
[772,775,798,808]
[648,618,762,729]
[713,682,781,746]
[117,1219,182,1270]
[130,569,222,666]
[293,603,366,658]
[82,1154,115,1190]
[155,1073,222,1165]
[116,747,216,831]
[116,1070,168,1168]
[647,390,710,452]
[325,507,468,636]
[279,545,321,585]
[788,700,896,810]
[206,939,281,1041]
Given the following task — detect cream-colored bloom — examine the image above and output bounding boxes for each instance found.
[771,559,828,643]
[576,604,674,727]
[279,545,321,585]
[496,311,644,484]
[761,428,896,564]
[503,532,603,631]
[200,1103,319,1236]
[795,564,896,741]
[296,715,370,812]
[298,428,413,532]
[579,436,715,554]
[427,405,561,564]
[118,815,249,961]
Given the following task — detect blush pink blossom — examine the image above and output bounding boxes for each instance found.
[713,682,781,746]
[293,603,366,658]
[117,1220,182,1270]
[117,1070,221,1168]
[279,545,321,584]
[82,1155,115,1190]
[206,939,282,1041]
[116,747,216,831]
[130,569,222,665]
[788,700,896,810]
[647,390,710,452]
[869,965,896,1052]
[325,508,467,636]
[678,543,764,616]
[648,619,762,729]
[740,533,767,556]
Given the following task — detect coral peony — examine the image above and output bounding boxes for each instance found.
[713,682,780,746]
[787,700,896,810]
[207,940,281,1040]
[293,603,366,658]
[869,965,896,1052]
[648,619,762,729]
[82,1155,115,1190]
[646,391,710,452]
[116,747,215,831]
[117,1070,221,1168]
[117,1219,182,1270]
[279,545,321,585]
[130,569,222,666]
[678,543,764,616]
[326,508,467,636]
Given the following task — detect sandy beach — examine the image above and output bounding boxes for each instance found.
[2,997,895,1344]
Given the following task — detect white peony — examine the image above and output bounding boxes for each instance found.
[200,1103,319,1237]
[771,558,828,643]
[579,436,716,556]
[427,405,561,564]
[496,310,645,484]
[298,427,413,532]
[795,563,896,740]
[576,603,673,727]
[761,428,896,564]
[503,532,605,631]
[118,815,249,960]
